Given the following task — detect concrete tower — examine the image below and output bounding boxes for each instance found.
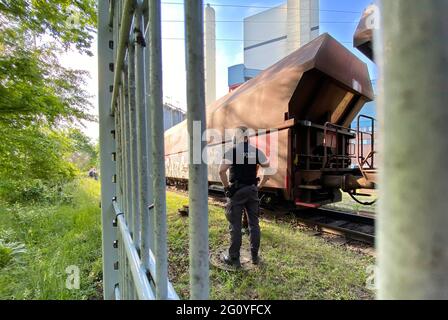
[229,1,320,91]
[287,0,320,54]
[204,4,216,106]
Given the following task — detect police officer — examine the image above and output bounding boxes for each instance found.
[219,127,270,268]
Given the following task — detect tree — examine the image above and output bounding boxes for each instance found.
[0,1,97,202]
[0,0,96,55]
[67,128,99,171]
[0,1,96,127]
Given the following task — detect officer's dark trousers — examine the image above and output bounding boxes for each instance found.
[225,185,260,259]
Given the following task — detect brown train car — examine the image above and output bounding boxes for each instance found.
[165,33,375,208]
[353,4,376,62]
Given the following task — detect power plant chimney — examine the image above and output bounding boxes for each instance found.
[204,4,216,106]
[287,0,320,54]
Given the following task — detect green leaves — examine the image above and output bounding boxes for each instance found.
[0,39,94,126]
[0,240,26,270]
[0,0,97,200]
[0,0,96,126]
[0,125,78,184]
[0,0,97,55]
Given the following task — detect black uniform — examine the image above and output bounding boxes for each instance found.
[223,142,267,260]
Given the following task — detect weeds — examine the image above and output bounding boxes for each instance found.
[0,180,375,300]
[0,178,102,300]
[166,191,375,300]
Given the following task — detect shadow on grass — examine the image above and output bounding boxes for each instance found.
[166,191,375,300]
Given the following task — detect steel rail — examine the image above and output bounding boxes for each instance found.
[297,217,374,244]
[186,185,376,244]
[185,0,210,300]
[315,208,375,224]
[114,284,121,300]
[110,0,137,116]
[108,0,115,28]
[113,199,179,300]
[148,250,179,300]
[134,1,154,292]
[127,39,137,241]
[148,0,169,299]
[294,208,375,244]
[134,8,147,252]
[143,1,155,255]
[98,0,122,300]
[113,200,155,300]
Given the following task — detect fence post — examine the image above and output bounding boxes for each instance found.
[127,39,137,242]
[134,6,149,253]
[148,0,169,300]
[121,71,132,231]
[143,1,156,254]
[98,0,118,300]
[378,0,448,299]
[185,0,210,300]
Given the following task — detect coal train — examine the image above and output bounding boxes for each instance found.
[164,33,377,208]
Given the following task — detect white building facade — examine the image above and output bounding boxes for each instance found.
[204,4,217,106]
[229,0,320,90]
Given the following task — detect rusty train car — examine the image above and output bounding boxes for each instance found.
[165,33,377,208]
[354,4,376,62]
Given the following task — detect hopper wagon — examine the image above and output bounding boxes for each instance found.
[165,33,377,208]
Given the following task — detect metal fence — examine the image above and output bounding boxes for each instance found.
[98,0,209,300]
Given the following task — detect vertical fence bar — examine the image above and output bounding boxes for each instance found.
[378,0,448,299]
[143,1,155,254]
[149,0,168,299]
[116,2,125,212]
[113,0,122,210]
[184,0,210,300]
[98,0,118,300]
[122,234,126,299]
[119,91,125,206]
[114,106,121,201]
[122,73,132,222]
[128,41,137,239]
[119,90,128,214]
[123,252,128,299]
[119,231,125,299]
[118,88,125,215]
[134,8,148,254]
[135,2,154,273]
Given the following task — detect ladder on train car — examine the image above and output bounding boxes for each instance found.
[356,115,377,185]
[98,0,209,300]
[322,114,378,183]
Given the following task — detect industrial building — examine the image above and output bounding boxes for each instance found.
[228,0,320,91]
[163,102,186,131]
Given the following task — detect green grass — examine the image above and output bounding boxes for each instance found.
[0,181,375,300]
[0,179,103,300]
[167,192,375,300]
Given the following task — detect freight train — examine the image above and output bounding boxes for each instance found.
[164,33,377,208]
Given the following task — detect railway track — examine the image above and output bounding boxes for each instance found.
[170,187,376,245]
[209,191,375,244]
[293,208,375,245]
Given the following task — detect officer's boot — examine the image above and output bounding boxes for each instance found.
[251,252,260,265]
[221,254,241,268]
